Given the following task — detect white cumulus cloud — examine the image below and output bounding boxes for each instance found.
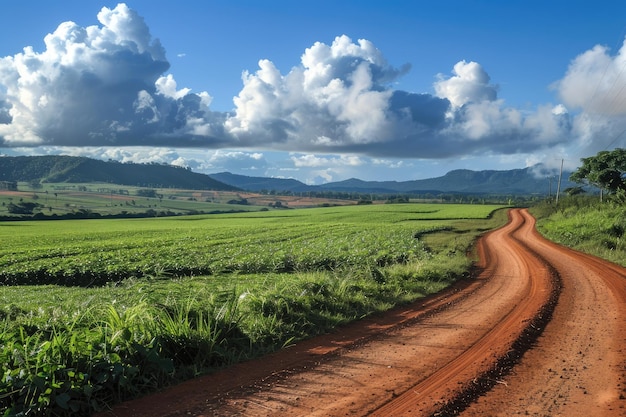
[434,60,498,108]
[553,39,626,153]
[225,35,409,149]
[0,2,605,167]
[0,3,227,147]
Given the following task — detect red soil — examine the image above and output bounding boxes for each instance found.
[98,209,626,416]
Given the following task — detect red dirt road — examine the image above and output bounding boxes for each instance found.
[101,209,625,416]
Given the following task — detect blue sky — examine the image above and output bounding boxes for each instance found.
[1,1,626,183]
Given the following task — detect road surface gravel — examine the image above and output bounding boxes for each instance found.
[99,208,625,416]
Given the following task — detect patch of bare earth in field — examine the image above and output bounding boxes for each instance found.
[99,209,625,417]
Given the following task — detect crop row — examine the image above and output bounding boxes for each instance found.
[1,222,427,286]
[0,205,502,286]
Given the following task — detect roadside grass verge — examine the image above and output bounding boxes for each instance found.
[530,196,625,267]
[0,204,507,416]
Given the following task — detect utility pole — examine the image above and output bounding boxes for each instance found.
[555,159,564,207]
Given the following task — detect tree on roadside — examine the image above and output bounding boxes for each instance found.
[570,148,626,199]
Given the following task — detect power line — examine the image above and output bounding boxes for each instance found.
[602,125,626,151]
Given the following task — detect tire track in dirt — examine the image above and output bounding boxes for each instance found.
[100,209,624,417]
[369,209,560,416]
[461,209,626,416]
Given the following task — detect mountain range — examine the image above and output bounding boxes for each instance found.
[210,167,575,195]
[0,155,575,195]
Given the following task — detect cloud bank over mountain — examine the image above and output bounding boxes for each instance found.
[0,2,624,180]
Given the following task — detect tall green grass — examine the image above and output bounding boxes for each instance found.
[0,204,507,416]
[531,196,625,267]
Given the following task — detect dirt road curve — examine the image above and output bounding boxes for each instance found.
[101,209,625,417]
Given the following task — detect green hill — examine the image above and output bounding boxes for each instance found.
[0,156,238,190]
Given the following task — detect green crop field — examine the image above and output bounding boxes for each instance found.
[0,203,506,416]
